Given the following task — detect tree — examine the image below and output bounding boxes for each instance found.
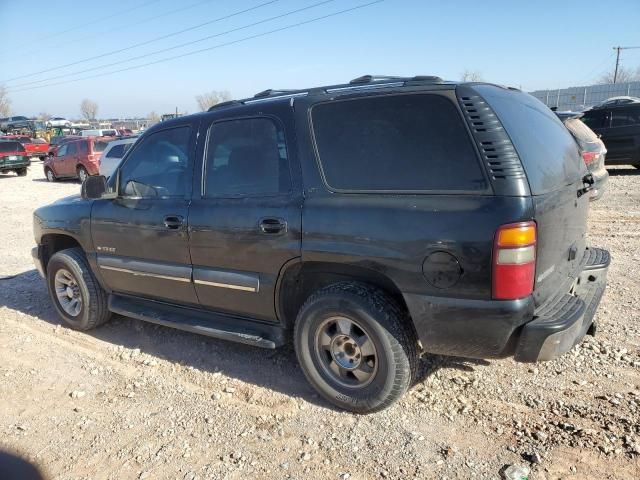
[195,90,231,111]
[80,99,98,121]
[460,69,484,82]
[147,111,160,124]
[38,112,52,121]
[597,64,640,84]
[0,85,10,117]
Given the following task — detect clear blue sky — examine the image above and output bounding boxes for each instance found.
[1,0,639,118]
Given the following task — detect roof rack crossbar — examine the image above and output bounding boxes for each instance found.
[253,88,300,99]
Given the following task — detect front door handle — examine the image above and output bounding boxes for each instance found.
[164,215,184,229]
[259,217,287,234]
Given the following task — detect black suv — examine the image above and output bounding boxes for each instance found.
[582,102,640,167]
[32,76,610,413]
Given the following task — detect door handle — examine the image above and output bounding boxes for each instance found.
[259,217,287,234]
[163,215,184,229]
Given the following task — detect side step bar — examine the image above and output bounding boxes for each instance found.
[108,294,286,349]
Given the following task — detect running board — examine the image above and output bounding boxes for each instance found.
[108,294,285,349]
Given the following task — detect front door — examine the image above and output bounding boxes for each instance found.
[189,109,302,321]
[91,123,199,305]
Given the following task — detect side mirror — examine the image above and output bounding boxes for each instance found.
[81,175,107,199]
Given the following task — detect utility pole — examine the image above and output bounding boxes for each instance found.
[612,46,640,83]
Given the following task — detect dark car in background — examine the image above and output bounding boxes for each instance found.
[582,103,640,168]
[0,116,31,132]
[0,140,30,176]
[556,111,608,200]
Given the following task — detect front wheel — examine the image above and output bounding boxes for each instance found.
[45,168,56,182]
[294,283,418,413]
[47,247,111,330]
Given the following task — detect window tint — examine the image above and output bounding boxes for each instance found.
[0,142,24,153]
[57,144,68,156]
[204,118,291,197]
[79,141,88,154]
[67,142,78,155]
[118,126,190,198]
[106,144,126,158]
[611,108,640,127]
[581,110,609,129]
[312,94,486,191]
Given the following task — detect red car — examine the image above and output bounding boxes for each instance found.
[43,137,109,183]
[0,135,49,159]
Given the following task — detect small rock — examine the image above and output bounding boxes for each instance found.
[301,452,311,461]
[224,387,236,394]
[70,390,86,399]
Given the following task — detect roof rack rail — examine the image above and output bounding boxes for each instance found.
[349,75,405,85]
[253,88,299,99]
[408,75,443,83]
[207,100,242,112]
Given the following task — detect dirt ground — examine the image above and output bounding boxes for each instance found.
[0,164,639,480]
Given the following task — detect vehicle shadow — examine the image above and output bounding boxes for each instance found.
[607,167,640,176]
[0,269,489,411]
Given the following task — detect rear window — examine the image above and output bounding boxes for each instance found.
[0,142,24,153]
[564,118,599,145]
[93,141,109,152]
[311,94,486,192]
[475,85,584,195]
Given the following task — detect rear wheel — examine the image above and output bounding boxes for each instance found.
[294,282,418,413]
[16,168,27,176]
[77,166,88,183]
[46,247,111,330]
[45,168,56,182]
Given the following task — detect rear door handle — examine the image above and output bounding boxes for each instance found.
[259,217,287,234]
[164,215,184,229]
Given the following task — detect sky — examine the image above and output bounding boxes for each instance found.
[0,0,639,119]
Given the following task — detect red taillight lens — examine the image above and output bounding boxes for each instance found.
[581,151,598,166]
[493,222,536,300]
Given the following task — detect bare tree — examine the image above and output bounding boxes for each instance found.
[147,111,161,124]
[195,90,232,111]
[597,65,640,84]
[460,69,484,82]
[38,112,52,121]
[0,85,11,117]
[80,99,99,121]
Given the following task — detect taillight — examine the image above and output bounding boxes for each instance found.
[581,151,598,166]
[492,222,536,300]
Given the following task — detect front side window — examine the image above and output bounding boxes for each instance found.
[118,126,191,198]
[57,144,68,156]
[311,94,486,191]
[204,117,291,197]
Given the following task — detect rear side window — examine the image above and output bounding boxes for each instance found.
[79,141,89,154]
[312,94,486,192]
[67,142,78,155]
[611,108,640,127]
[475,85,584,195]
[581,110,609,129]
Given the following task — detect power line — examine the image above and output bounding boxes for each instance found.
[6,0,337,90]
[2,0,282,83]
[7,1,384,94]
[9,0,163,48]
[4,0,216,62]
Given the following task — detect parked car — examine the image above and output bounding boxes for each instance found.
[46,117,72,128]
[555,111,608,200]
[581,102,640,167]
[47,135,81,157]
[116,128,134,136]
[80,129,118,137]
[32,75,609,413]
[0,140,30,176]
[592,96,640,109]
[99,136,138,177]
[1,135,50,160]
[0,116,31,132]
[43,137,109,183]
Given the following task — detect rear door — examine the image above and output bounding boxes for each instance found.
[605,106,640,163]
[476,85,590,306]
[188,104,302,322]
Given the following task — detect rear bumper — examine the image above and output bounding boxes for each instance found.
[404,247,610,361]
[513,247,609,362]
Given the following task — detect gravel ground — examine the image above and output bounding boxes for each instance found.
[0,164,639,480]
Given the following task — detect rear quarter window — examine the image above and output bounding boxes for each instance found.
[0,142,24,153]
[475,85,584,195]
[311,93,487,192]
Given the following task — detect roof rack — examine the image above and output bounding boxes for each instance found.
[349,74,443,85]
[207,100,242,112]
[253,88,300,99]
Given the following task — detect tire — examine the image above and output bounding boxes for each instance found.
[16,168,27,176]
[294,282,418,413]
[77,166,88,183]
[45,168,56,182]
[46,247,111,331]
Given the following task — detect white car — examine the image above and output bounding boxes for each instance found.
[99,136,138,177]
[46,117,72,128]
